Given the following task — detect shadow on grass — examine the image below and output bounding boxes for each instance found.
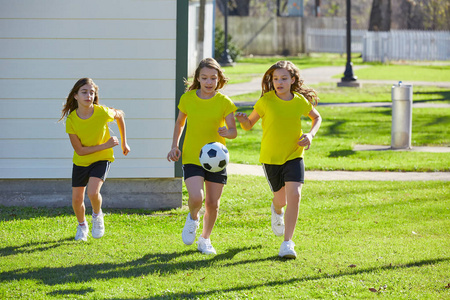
[0,206,180,222]
[47,288,94,297]
[0,206,74,222]
[135,257,450,300]
[328,149,355,157]
[0,245,265,286]
[426,115,450,127]
[0,237,74,257]
[326,120,346,136]
[414,89,450,102]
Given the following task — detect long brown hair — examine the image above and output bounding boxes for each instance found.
[261,61,319,106]
[59,78,99,121]
[185,58,229,92]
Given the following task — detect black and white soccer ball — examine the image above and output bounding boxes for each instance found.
[199,142,229,172]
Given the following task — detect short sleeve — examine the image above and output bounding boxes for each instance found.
[298,94,313,117]
[65,115,75,134]
[178,93,187,114]
[223,96,237,117]
[101,105,115,122]
[253,97,265,118]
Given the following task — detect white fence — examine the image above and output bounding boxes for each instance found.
[305,28,365,54]
[305,28,450,62]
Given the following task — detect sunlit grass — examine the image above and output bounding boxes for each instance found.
[228,106,450,171]
[1,179,449,299]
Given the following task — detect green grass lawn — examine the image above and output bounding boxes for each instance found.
[229,106,450,171]
[232,84,450,104]
[223,53,364,84]
[352,64,450,82]
[227,56,449,171]
[1,178,449,299]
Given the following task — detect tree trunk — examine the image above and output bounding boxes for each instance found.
[368,0,391,31]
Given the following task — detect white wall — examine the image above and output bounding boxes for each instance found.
[188,0,215,76]
[0,0,177,179]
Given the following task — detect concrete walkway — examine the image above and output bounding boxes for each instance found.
[222,65,450,181]
[227,163,450,181]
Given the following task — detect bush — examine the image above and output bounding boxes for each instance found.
[214,26,242,62]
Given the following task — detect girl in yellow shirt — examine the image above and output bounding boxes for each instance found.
[167,58,237,255]
[60,78,130,241]
[236,61,322,259]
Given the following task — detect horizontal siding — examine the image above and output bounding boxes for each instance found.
[0,39,176,59]
[0,139,172,159]
[0,19,175,39]
[0,79,176,99]
[0,159,175,179]
[0,0,178,179]
[0,119,174,139]
[0,99,175,119]
[0,60,175,79]
[0,0,176,19]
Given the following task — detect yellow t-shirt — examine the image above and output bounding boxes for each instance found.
[254,90,313,165]
[178,90,237,166]
[66,104,116,167]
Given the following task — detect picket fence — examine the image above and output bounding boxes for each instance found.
[305,28,450,62]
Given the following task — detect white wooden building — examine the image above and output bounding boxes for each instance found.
[0,0,191,209]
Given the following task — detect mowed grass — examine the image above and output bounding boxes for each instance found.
[1,178,449,299]
[223,53,363,84]
[228,106,450,171]
[232,84,450,104]
[352,64,450,82]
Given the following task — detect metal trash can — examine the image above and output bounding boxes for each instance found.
[391,81,413,149]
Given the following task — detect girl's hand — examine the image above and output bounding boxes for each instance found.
[167,147,181,162]
[106,136,120,148]
[297,133,313,150]
[122,142,130,156]
[235,112,248,123]
[218,126,229,137]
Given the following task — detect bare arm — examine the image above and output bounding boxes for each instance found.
[167,111,187,162]
[114,109,130,156]
[218,112,237,139]
[69,134,119,156]
[297,107,322,150]
[235,109,261,131]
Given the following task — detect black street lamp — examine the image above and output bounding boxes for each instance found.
[219,0,234,66]
[338,0,360,87]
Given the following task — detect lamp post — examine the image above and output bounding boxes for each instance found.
[219,0,234,66]
[338,0,360,87]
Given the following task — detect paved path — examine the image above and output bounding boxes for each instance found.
[223,65,449,181]
[228,163,450,181]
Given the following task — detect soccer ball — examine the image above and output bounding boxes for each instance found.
[199,142,229,172]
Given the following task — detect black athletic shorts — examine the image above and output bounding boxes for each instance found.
[72,160,111,187]
[183,164,227,184]
[262,158,304,192]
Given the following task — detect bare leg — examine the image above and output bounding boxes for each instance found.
[72,186,86,223]
[272,186,287,214]
[87,177,104,214]
[283,182,302,241]
[184,176,205,221]
[201,181,224,239]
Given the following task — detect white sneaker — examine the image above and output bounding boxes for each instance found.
[75,224,89,241]
[197,236,216,255]
[279,240,297,259]
[92,212,105,239]
[182,213,199,245]
[271,203,285,236]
